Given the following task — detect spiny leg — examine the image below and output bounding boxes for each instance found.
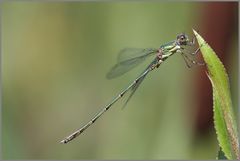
[183,53,205,66]
[191,40,208,55]
[188,36,196,46]
[188,30,200,46]
[180,46,205,67]
[191,47,200,55]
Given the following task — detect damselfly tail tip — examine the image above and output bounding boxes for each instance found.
[60,139,67,144]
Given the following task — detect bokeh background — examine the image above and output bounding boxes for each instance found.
[2,2,238,160]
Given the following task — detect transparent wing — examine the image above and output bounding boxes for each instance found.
[122,58,158,109]
[106,48,157,79]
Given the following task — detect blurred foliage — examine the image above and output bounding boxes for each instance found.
[2,2,238,159]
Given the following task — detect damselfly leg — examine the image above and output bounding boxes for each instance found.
[180,35,205,68]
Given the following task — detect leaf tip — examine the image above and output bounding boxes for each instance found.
[192,28,198,35]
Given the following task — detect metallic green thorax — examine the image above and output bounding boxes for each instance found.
[160,40,180,60]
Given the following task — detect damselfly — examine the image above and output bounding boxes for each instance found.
[60,33,204,144]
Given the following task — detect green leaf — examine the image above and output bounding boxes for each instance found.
[217,147,227,160]
[193,29,239,160]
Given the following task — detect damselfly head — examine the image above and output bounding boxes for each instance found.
[177,33,189,46]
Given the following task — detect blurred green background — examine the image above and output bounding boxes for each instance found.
[2,2,238,159]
